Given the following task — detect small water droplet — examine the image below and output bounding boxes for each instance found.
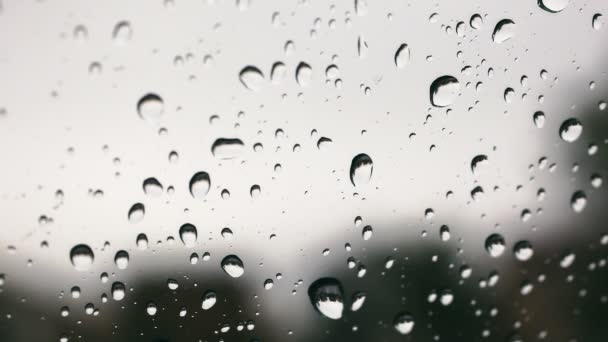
[70,244,94,271]
[143,178,163,197]
[128,203,145,223]
[112,21,132,45]
[202,290,217,310]
[394,312,415,335]
[114,250,129,270]
[571,191,587,213]
[111,282,126,301]
[239,66,265,91]
[513,241,534,261]
[137,93,164,122]
[485,234,506,257]
[295,62,312,87]
[189,172,210,199]
[394,44,411,68]
[179,223,198,248]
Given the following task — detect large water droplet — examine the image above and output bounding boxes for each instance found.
[538,0,569,13]
[471,155,488,176]
[295,62,312,87]
[470,14,483,29]
[571,191,587,213]
[111,282,126,301]
[202,290,217,310]
[239,66,265,91]
[394,312,415,335]
[430,76,460,107]
[179,223,198,248]
[485,234,506,258]
[70,244,94,271]
[270,62,286,84]
[559,118,582,142]
[189,172,210,199]
[128,203,145,223]
[143,178,163,197]
[221,255,244,278]
[112,21,132,45]
[492,19,516,43]
[394,44,411,68]
[350,153,373,187]
[592,14,603,30]
[211,138,245,159]
[513,241,534,261]
[308,278,344,320]
[137,93,164,122]
[114,250,129,270]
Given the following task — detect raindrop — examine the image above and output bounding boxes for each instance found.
[485,234,506,258]
[362,225,373,241]
[142,178,163,197]
[538,0,569,13]
[211,138,245,159]
[295,62,312,87]
[430,76,460,107]
[513,241,534,261]
[137,93,164,122]
[350,153,373,187]
[114,250,129,270]
[202,291,217,310]
[221,255,245,278]
[128,203,145,223]
[179,223,198,248]
[533,111,545,128]
[492,19,516,44]
[112,21,132,45]
[470,14,483,29]
[350,292,366,311]
[136,234,148,250]
[264,279,274,290]
[221,227,234,240]
[394,44,411,68]
[471,155,488,176]
[189,172,210,199]
[317,137,333,151]
[571,191,587,213]
[308,278,344,320]
[559,118,582,142]
[593,14,603,30]
[70,244,94,271]
[146,302,157,316]
[394,312,415,335]
[560,251,575,268]
[270,62,286,84]
[167,279,179,290]
[111,282,126,301]
[439,225,450,242]
[239,66,265,91]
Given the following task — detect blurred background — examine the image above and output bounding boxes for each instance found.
[0,0,607,341]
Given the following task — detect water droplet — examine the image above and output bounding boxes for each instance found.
[143,178,163,197]
[211,138,245,159]
[221,255,244,278]
[350,292,366,311]
[471,186,484,201]
[439,225,450,241]
[571,191,587,213]
[270,62,286,84]
[560,251,575,268]
[533,111,545,128]
[354,0,368,16]
[179,223,198,248]
[114,250,129,270]
[538,0,569,13]
[136,234,148,250]
[430,76,460,107]
[357,35,369,58]
[112,21,132,45]
[308,278,344,320]
[471,155,488,176]
[317,137,333,151]
[492,19,516,44]
[137,93,164,122]
[439,289,454,306]
[264,279,274,290]
[111,282,126,301]
[295,62,312,87]
[202,290,217,310]
[485,234,506,258]
[394,44,411,68]
[239,66,265,91]
[250,184,261,198]
[189,172,210,199]
[394,312,415,335]
[167,279,179,290]
[504,87,515,103]
[128,203,145,223]
[513,241,534,261]
[559,118,582,142]
[470,14,483,29]
[146,302,157,316]
[362,225,373,241]
[221,227,234,240]
[350,153,373,187]
[70,244,94,271]
[593,13,603,30]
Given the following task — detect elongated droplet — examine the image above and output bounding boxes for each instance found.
[492,19,516,43]
[179,223,198,248]
[128,203,145,223]
[394,44,411,68]
[350,153,373,187]
[295,62,312,87]
[201,290,217,310]
[211,138,245,159]
[308,278,344,320]
[189,171,210,199]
